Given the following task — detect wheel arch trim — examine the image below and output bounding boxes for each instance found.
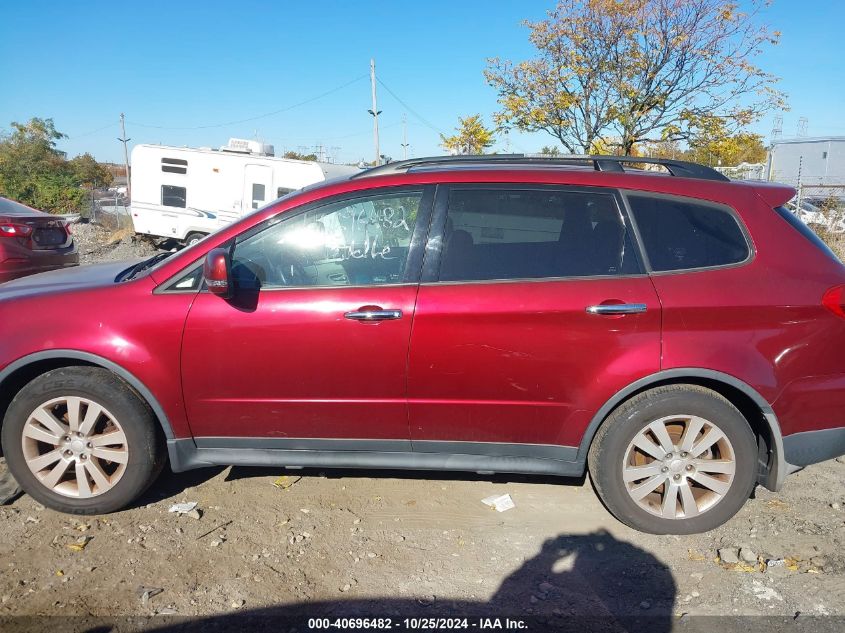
[578,368,790,491]
[0,350,177,440]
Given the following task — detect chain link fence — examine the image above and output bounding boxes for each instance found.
[785,186,845,261]
[80,188,134,232]
[790,186,845,234]
[714,163,767,180]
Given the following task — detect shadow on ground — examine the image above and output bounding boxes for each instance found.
[223,464,589,488]
[2,530,679,632]
[127,461,589,511]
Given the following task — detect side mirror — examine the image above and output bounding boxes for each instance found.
[203,248,232,298]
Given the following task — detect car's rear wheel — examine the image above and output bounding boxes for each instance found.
[588,384,757,534]
[1,367,164,514]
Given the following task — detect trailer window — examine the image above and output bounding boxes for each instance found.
[162,185,186,208]
[251,183,266,209]
[161,158,187,174]
[277,187,295,197]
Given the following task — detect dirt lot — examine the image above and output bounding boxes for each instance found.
[72,221,162,265]
[1,461,844,628]
[1,224,844,630]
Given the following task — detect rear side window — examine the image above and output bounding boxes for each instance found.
[439,188,640,282]
[627,194,749,272]
[774,206,841,263]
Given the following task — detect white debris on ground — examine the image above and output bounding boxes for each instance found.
[168,502,198,515]
[481,493,516,512]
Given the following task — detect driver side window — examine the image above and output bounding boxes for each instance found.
[232,190,423,290]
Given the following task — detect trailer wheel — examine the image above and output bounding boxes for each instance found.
[184,232,206,247]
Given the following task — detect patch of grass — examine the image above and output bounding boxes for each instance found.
[813,224,845,261]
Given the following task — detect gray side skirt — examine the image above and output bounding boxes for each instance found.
[168,438,583,478]
[782,426,845,467]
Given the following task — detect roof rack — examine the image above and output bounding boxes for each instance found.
[352,154,730,182]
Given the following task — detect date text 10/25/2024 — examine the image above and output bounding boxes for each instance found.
[308,617,529,630]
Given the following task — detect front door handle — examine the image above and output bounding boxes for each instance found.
[344,308,403,322]
[586,303,648,315]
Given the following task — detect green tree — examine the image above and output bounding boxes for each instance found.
[0,117,114,213]
[69,153,114,188]
[440,114,496,155]
[539,145,562,157]
[486,0,786,155]
[283,150,319,162]
[0,119,85,213]
[684,118,767,166]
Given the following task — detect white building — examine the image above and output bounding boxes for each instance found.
[767,137,845,200]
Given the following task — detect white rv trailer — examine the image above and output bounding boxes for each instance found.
[130,139,358,244]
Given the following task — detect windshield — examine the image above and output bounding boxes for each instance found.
[117,252,174,281]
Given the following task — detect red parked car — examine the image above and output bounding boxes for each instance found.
[0,196,78,283]
[1,155,844,534]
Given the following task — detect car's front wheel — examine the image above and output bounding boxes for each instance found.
[588,385,757,534]
[1,367,164,514]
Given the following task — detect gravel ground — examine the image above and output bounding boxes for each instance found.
[72,220,163,265]
[1,222,844,630]
[0,460,843,630]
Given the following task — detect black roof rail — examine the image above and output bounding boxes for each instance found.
[352,154,730,182]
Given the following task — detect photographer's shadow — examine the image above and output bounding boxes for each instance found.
[113,529,676,633]
[488,529,676,630]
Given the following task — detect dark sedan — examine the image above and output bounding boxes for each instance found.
[0,196,78,283]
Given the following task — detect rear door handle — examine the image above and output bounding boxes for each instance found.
[586,303,648,315]
[344,308,403,322]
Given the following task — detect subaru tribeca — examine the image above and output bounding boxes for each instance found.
[2,155,844,534]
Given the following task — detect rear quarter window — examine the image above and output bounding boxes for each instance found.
[774,205,841,264]
[627,194,750,272]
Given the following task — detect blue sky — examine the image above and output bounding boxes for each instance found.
[1,0,842,164]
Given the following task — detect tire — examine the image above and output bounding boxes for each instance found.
[184,232,206,247]
[588,384,757,534]
[1,367,164,514]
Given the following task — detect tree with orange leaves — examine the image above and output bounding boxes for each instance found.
[485,0,786,155]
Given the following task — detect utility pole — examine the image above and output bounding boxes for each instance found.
[368,58,382,165]
[401,113,409,160]
[118,113,131,198]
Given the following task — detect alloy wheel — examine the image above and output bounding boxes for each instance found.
[20,396,129,498]
[622,414,736,519]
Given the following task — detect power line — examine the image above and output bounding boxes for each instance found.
[126,74,368,131]
[67,122,117,139]
[323,120,404,142]
[376,77,445,136]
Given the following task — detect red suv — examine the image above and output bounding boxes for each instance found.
[2,155,844,534]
